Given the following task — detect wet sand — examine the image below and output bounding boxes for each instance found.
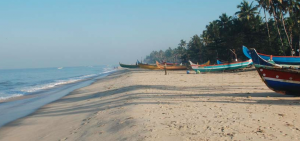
[1,69,300,141]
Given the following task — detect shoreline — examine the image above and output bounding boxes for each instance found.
[0,69,119,127]
[1,69,300,141]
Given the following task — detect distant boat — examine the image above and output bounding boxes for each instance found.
[137,60,142,64]
[139,61,183,70]
[138,63,159,70]
[249,48,300,95]
[189,60,210,69]
[191,60,252,72]
[156,61,187,70]
[243,46,300,65]
[57,67,63,69]
[160,62,177,66]
[217,60,224,64]
[119,62,139,68]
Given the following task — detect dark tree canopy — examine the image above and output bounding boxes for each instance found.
[144,0,300,65]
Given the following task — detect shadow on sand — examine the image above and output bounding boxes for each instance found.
[22,82,298,119]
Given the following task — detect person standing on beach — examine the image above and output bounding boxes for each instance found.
[164,63,167,75]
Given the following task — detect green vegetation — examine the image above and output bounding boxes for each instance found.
[144,0,300,64]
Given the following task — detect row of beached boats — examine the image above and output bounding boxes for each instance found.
[119,61,192,70]
[120,46,300,95]
[120,59,253,72]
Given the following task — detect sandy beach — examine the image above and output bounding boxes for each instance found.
[1,69,300,141]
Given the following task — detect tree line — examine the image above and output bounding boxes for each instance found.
[144,0,300,65]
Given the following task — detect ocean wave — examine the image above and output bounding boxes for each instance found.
[101,69,116,74]
[0,68,116,101]
[0,94,23,101]
[20,74,97,93]
[0,81,26,87]
[102,67,116,73]
[0,81,11,86]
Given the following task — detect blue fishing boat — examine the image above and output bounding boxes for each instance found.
[217,60,224,64]
[249,48,300,95]
[191,60,252,72]
[243,46,300,65]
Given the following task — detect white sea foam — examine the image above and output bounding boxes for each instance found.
[101,68,116,74]
[0,94,23,101]
[20,74,97,94]
[1,69,116,101]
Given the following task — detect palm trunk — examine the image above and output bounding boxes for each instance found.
[290,32,293,55]
[271,4,285,55]
[264,8,271,46]
[280,10,293,56]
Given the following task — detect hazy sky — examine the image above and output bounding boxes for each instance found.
[0,0,256,69]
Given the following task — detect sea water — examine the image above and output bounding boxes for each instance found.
[0,66,114,100]
[0,65,116,127]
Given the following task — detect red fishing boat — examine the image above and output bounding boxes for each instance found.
[249,48,300,95]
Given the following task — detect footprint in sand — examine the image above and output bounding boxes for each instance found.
[59,137,68,141]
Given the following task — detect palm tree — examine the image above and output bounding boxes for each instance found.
[206,21,220,44]
[277,0,293,54]
[164,47,174,62]
[217,13,232,29]
[158,50,164,61]
[286,17,295,49]
[178,39,186,48]
[235,0,259,20]
[256,0,271,45]
[187,35,203,62]
[201,30,209,46]
[288,0,300,55]
[176,40,187,62]
[266,0,285,54]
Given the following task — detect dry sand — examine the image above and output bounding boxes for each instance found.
[1,69,300,141]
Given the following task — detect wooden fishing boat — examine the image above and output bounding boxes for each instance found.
[161,62,177,66]
[191,60,252,72]
[138,61,179,70]
[243,46,300,65]
[189,60,210,69]
[138,63,159,70]
[156,61,187,70]
[249,48,300,95]
[119,62,139,68]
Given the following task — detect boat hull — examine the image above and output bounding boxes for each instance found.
[255,67,300,95]
[139,64,159,70]
[156,61,187,70]
[119,63,139,68]
[249,48,300,95]
[192,60,252,72]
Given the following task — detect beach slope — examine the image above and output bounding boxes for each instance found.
[1,69,300,141]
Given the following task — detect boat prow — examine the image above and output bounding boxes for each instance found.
[249,48,300,95]
[189,60,210,69]
[243,46,252,59]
